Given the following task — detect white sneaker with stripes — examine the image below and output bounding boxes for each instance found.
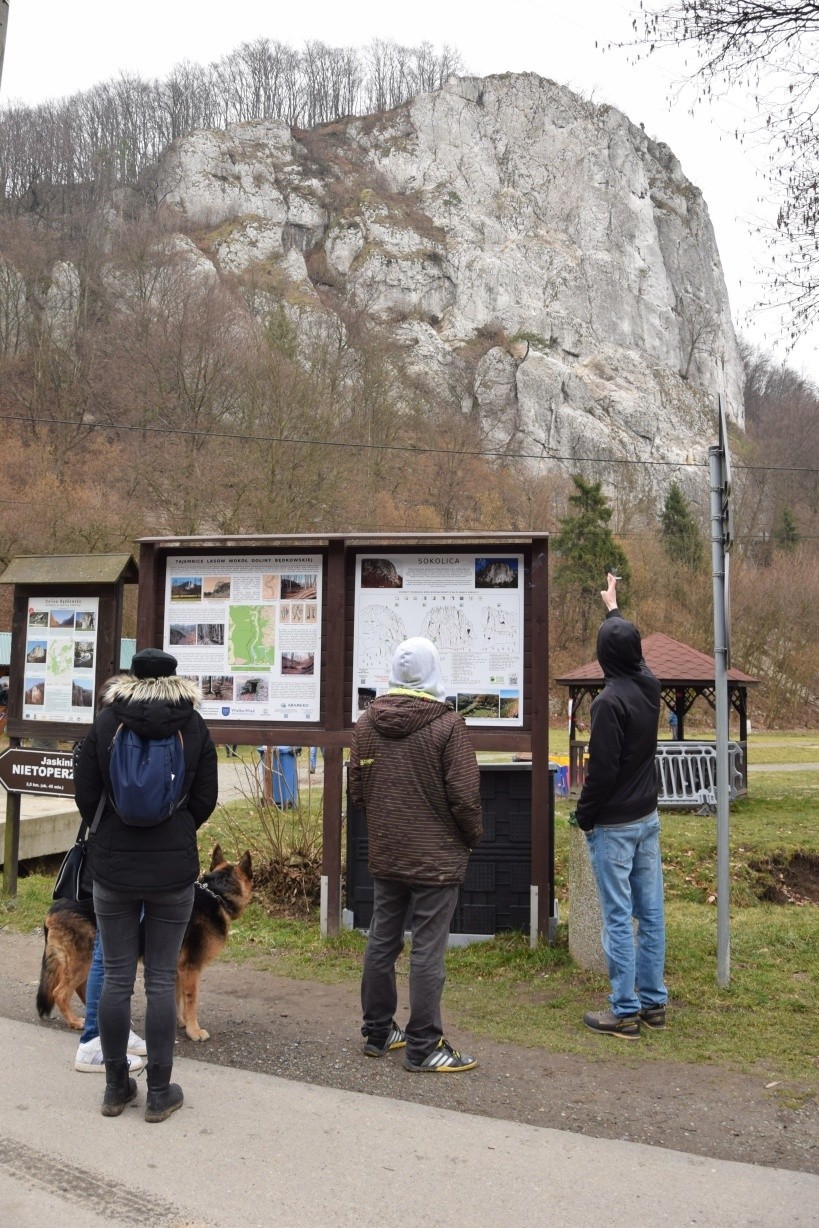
[74,1037,146,1073]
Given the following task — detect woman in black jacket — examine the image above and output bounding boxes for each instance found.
[74,648,218,1121]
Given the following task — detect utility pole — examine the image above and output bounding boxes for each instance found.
[710,394,733,987]
[0,1,9,95]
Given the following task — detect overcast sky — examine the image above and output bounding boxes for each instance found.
[2,0,815,381]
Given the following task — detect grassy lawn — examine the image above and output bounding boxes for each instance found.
[745,733,819,765]
[3,733,817,1095]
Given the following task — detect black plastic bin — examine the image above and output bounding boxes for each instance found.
[345,762,551,936]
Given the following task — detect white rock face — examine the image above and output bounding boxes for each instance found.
[150,73,745,483]
[44,261,81,347]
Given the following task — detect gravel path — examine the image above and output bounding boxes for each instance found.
[3,928,817,1176]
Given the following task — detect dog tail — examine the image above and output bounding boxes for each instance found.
[36,922,57,1018]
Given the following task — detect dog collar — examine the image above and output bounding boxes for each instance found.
[196,879,222,904]
[196,878,238,917]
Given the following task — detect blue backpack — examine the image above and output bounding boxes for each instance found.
[108,725,186,827]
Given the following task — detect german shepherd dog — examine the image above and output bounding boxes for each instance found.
[36,845,253,1042]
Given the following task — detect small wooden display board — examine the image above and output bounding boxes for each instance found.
[1,553,137,895]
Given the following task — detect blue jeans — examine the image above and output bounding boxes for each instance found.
[586,812,667,1017]
[80,930,105,1044]
[93,883,194,1067]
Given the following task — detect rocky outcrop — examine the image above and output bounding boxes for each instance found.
[43,260,81,348]
[7,74,744,492]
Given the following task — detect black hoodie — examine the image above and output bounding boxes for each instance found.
[75,674,218,892]
[575,610,660,830]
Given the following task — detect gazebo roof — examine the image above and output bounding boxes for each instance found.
[554,632,758,688]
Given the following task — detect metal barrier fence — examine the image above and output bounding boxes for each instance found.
[570,740,745,808]
[656,741,744,808]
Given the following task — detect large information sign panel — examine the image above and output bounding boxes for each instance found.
[23,596,100,723]
[163,554,322,722]
[353,553,524,726]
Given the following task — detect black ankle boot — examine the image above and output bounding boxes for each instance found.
[101,1059,137,1117]
[145,1063,184,1123]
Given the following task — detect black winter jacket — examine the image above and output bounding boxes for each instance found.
[575,610,660,831]
[74,674,218,892]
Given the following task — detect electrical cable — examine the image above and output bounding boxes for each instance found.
[1,412,817,475]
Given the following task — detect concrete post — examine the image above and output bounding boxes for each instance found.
[567,825,606,974]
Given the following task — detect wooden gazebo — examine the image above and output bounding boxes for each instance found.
[555,633,759,798]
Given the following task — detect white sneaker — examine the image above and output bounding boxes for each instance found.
[74,1036,146,1074]
[127,1029,147,1056]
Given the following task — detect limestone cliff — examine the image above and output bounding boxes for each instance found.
[55,75,752,485]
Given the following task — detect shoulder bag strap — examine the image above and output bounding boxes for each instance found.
[74,790,106,843]
[90,791,106,834]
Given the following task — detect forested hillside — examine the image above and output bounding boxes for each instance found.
[0,40,816,725]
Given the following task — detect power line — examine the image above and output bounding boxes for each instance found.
[2,412,817,475]
[2,478,816,540]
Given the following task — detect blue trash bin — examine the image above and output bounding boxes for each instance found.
[271,746,299,808]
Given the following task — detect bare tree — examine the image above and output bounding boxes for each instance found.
[638,2,819,335]
[678,296,719,381]
[0,38,464,216]
[741,339,819,526]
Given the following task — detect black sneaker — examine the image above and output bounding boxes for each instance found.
[639,1006,666,1030]
[362,1022,407,1057]
[403,1038,477,1072]
[583,1009,641,1040]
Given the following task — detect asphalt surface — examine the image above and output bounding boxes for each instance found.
[2,1016,818,1228]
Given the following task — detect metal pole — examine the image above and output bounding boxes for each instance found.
[709,446,731,986]
[0,2,9,95]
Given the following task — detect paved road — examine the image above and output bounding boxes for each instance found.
[747,762,819,772]
[1,1017,818,1228]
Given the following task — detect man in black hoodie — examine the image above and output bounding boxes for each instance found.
[576,575,667,1040]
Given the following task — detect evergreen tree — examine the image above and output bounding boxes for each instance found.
[774,507,800,550]
[660,481,704,569]
[554,476,630,633]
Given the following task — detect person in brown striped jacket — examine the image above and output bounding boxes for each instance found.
[349,636,483,1073]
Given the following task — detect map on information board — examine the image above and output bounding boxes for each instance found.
[23,595,100,723]
[163,554,322,722]
[352,553,524,726]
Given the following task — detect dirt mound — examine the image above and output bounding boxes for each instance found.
[755,853,819,906]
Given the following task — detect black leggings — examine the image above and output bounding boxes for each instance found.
[93,882,194,1067]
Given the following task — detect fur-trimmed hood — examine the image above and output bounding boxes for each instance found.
[101,673,201,708]
[102,672,202,741]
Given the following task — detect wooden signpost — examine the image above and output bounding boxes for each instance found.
[0,746,75,798]
[0,553,137,896]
